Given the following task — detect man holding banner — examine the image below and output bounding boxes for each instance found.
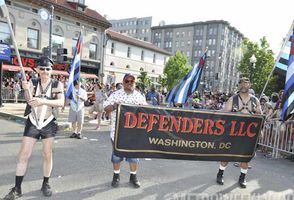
[104,73,147,188]
[216,77,262,188]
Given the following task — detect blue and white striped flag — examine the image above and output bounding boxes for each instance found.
[281,27,294,121]
[166,51,207,104]
[275,37,292,73]
[66,31,83,99]
[0,0,9,18]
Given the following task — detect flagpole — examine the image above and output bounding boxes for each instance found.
[259,20,294,99]
[2,1,39,125]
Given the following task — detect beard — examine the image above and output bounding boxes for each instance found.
[240,88,249,93]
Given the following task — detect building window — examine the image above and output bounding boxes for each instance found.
[111,42,115,54]
[181,41,185,47]
[0,21,12,44]
[209,28,213,35]
[141,50,144,61]
[175,41,179,47]
[89,43,97,59]
[176,32,180,37]
[187,41,191,46]
[181,31,185,37]
[52,34,64,53]
[187,51,190,57]
[153,53,156,63]
[27,28,39,49]
[127,47,131,58]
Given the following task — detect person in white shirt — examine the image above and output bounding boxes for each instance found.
[104,73,147,188]
[68,80,88,139]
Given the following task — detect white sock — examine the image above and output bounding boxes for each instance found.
[241,168,248,174]
[219,165,227,171]
[114,170,120,174]
[130,171,136,175]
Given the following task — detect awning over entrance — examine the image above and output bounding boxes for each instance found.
[2,64,98,79]
[2,64,33,72]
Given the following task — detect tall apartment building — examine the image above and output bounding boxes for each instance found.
[0,0,111,78]
[151,20,244,93]
[109,17,152,42]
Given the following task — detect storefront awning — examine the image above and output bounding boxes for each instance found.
[2,64,98,79]
[2,64,33,72]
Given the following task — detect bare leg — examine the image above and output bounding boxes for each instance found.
[72,122,77,133]
[77,123,83,134]
[16,137,37,176]
[42,138,54,177]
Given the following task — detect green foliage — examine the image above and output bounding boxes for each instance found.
[238,37,282,95]
[158,75,167,88]
[164,51,192,90]
[136,70,151,92]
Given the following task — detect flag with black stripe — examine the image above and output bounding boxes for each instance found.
[66,31,83,99]
[281,27,294,121]
[166,51,207,104]
[0,0,8,18]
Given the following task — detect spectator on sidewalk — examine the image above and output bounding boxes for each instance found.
[68,80,88,139]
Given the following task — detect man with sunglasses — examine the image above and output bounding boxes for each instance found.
[104,73,147,188]
[2,56,64,200]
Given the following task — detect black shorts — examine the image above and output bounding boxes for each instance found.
[23,118,58,139]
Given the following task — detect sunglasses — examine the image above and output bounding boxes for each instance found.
[124,79,135,84]
[39,67,52,71]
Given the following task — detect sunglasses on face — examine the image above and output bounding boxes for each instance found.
[124,79,135,84]
[39,67,52,71]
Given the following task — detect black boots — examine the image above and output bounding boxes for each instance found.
[129,174,141,188]
[41,182,53,197]
[216,169,224,185]
[2,187,22,200]
[238,173,247,188]
[111,173,120,188]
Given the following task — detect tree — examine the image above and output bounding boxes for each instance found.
[238,37,283,95]
[136,70,151,92]
[164,51,191,90]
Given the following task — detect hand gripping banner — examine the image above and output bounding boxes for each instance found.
[113,104,264,162]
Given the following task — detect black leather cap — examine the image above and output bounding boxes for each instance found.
[37,56,54,67]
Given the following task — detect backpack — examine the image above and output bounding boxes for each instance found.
[232,94,257,114]
[24,78,60,117]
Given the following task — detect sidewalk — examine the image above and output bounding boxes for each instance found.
[0,103,110,130]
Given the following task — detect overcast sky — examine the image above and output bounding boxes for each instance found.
[87,0,293,56]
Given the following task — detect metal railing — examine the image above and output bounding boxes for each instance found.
[1,88,26,103]
[259,118,294,158]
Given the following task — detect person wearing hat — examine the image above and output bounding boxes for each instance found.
[2,56,64,200]
[216,77,262,188]
[104,73,147,188]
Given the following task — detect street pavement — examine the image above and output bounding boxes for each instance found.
[0,103,293,200]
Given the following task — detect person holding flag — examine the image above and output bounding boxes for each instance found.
[2,57,64,200]
[65,31,87,138]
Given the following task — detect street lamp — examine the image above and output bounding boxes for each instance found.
[249,54,256,81]
[38,5,54,59]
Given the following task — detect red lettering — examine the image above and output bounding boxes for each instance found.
[237,121,246,136]
[28,58,36,68]
[158,115,170,131]
[192,118,203,134]
[137,112,148,129]
[147,113,159,132]
[124,112,137,128]
[247,122,258,137]
[169,116,182,132]
[214,120,225,135]
[181,117,193,133]
[203,119,214,135]
[230,121,238,136]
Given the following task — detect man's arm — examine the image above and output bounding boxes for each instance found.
[222,96,233,112]
[28,82,65,107]
[255,98,263,115]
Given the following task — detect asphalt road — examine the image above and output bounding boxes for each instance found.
[0,118,293,200]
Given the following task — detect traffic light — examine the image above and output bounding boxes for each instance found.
[56,48,67,63]
[42,47,50,57]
